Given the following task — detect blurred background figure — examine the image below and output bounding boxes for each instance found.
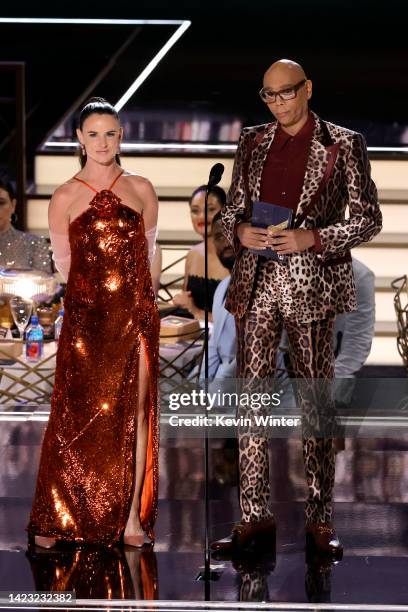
[0,175,51,272]
[172,185,229,320]
[199,212,236,381]
[332,259,376,378]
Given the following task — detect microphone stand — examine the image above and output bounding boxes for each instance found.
[203,183,210,598]
[202,163,223,597]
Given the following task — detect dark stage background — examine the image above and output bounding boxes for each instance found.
[1,0,407,178]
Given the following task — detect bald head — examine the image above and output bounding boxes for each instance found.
[264,59,307,83]
[260,59,312,134]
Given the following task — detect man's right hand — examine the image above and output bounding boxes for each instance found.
[236,222,268,249]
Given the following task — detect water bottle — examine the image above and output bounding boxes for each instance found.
[54,308,64,343]
[25,315,44,362]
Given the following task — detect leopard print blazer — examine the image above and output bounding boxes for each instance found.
[222,111,382,322]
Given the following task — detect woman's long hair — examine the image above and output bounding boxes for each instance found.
[0,175,15,201]
[78,97,121,168]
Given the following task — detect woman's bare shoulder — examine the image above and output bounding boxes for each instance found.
[186,244,204,262]
[52,178,81,200]
[49,179,81,213]
[190,241,205,254]
[122,171,156,195]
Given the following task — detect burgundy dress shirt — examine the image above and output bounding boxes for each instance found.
[259,113,322,251]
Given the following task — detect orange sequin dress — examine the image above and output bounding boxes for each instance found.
[26,172,160,547]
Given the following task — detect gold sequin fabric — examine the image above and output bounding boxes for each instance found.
[26,189,160,547]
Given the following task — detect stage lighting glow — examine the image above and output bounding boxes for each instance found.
[43,141,237,152]
[0,412,49,421]
[0,17,186,25]
[369,147,408,153]
[0,269,57,301]
[42,141,408,154]
[4,19,406,154]
[114,20,191,111]
[0,17,191,113]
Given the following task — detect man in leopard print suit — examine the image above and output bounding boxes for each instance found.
[211,59,382,558]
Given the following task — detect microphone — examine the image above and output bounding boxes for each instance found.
[207,163,224,188]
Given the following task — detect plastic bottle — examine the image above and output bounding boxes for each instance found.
[54,307,64,343]
[25,315,44,362]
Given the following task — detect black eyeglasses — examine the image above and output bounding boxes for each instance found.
[259,79,307,104]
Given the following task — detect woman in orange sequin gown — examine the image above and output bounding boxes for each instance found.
[26,98,160,549]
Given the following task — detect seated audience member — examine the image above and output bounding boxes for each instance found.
[199,212,236,380]
[0,175,52,272]
[200,212,375,382]
[172,186,229,320]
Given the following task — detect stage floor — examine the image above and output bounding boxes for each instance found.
[1,419,408,610]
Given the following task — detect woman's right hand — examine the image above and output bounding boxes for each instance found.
[236,222,268,249]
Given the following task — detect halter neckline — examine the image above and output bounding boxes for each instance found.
[73,170,124,193]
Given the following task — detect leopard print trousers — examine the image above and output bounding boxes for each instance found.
[235,258,336,525]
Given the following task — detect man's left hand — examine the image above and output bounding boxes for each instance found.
[267,229,316,254]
